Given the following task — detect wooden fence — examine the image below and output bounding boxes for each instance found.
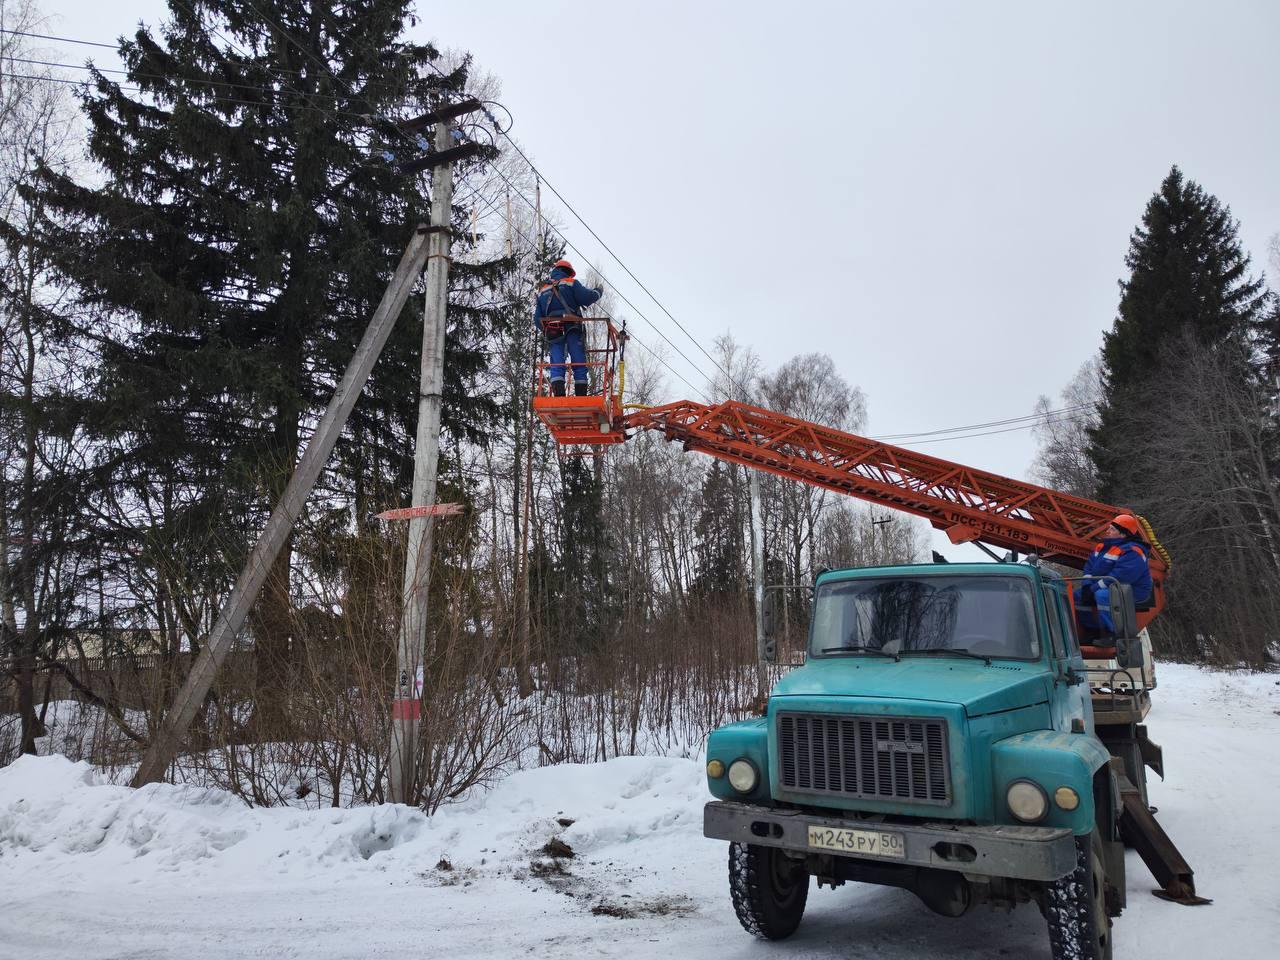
[0,651,254,714]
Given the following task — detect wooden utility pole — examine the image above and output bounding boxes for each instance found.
[131,228,432,787]
[388,119,456,804]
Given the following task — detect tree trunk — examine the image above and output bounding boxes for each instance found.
[16,250,43,754]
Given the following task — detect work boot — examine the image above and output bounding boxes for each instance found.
[573,380,591,397]
[551,380,566,397]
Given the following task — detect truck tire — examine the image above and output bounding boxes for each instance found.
[1045,830,1113,960]
[728,842,808,940]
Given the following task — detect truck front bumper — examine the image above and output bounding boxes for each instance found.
[704,801,1076,882]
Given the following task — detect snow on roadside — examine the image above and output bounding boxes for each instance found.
[0,753,704,885]
[0,663,1277,960]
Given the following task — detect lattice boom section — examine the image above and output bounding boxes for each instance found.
[625,400,1161,571]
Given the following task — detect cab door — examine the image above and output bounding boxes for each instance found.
[1043,583,1091,732]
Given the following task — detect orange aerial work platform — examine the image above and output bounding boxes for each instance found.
[531,316,629,447]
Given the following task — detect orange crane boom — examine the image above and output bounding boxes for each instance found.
[618,398,1167,628]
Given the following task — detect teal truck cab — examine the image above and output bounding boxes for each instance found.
[703,561,1150,960]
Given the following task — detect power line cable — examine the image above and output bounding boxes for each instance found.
[872,403,1094,441]
[17,20,717,396]
[477,161,719,398]
[223,3,719,399]
[22,25,1092,443]
[427,135,1086,439]
[1,55,382,122]
[319,41,725,395]
[493,133,744,396]
[1,70,137,90]
[468,186,712,402]
[1,24,387,151]
[403,54,740,397]
[415,70,1097,440]
[0,27,116,50]
[0,70,391,130]
[904,413,1093,446]
[230,0,454,149]
[165,0,386,151]
[0,25,308,76]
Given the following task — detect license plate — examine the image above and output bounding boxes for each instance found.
[807,825,906,859]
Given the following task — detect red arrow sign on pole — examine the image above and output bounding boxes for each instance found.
[375,503,465,521]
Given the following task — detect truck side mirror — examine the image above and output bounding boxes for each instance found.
[1115,636,1143,670]
[1108,582,1143,669]
[762,589,779,641]
[758,589,779,663]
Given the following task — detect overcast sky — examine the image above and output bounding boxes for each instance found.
[36,0,1280,554]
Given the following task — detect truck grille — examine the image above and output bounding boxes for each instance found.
[777,713,951,805]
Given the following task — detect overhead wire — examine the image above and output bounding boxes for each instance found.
[872,403,1094,441]
[405,58,741,399]
[0,28,117,49]
[902,413,1094,447]
[224,1,719,401]
[467,185,713,402]
[11,19,720,397]
[0,70,138,91]
[396,64,1096,443]
[491,133,746,397]
[432,97,1094,443]
[474,161,718,401]
[16,23,1092,446]
[1,23,390,156]
[0,56,384,122]
[179,2,712,406]
[280,28,711,394]
[0,25,308,75]
[164,0,389,153]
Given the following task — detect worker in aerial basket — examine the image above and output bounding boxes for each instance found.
[535,259,603,397]
[1074,513,1153,639]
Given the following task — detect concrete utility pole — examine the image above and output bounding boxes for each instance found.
[871,513,893,564]
[749,470,768,700]
[388,120,456,804]
[131,228,433,788]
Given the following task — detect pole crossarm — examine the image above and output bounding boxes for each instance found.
[623,399,1167,621]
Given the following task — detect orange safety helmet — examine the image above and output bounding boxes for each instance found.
[1112,513,1140,537]
[553,259,575,276]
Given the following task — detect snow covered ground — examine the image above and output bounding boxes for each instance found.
[1,663,1277,960]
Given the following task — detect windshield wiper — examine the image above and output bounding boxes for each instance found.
[820,645,900,661]
[900,648,993,666]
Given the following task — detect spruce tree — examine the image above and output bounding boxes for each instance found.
[551,457,617,652]
[1090,166,1267,498]
[691,460,745,598]
[34,1,510,718]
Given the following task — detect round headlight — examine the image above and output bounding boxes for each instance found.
[727,759,758,794]
[1006,780,1048,823]
[706,759,725,779]
[1054,786,1080,811]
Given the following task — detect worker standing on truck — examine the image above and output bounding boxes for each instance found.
[535,259,603,397]
[1074,513,1152,637]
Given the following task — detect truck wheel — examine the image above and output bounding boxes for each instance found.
[728,842,809,940]
[1045,830,1113,960]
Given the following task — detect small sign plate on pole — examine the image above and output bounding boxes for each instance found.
[375,503,465,521]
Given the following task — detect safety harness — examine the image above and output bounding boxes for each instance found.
[536,277,581,340]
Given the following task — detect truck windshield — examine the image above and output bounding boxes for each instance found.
[811,575,1040,660]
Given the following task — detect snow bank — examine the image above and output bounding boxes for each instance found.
[1,663,1277,960]
[0,751,703,886]
[0,754,428,878]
